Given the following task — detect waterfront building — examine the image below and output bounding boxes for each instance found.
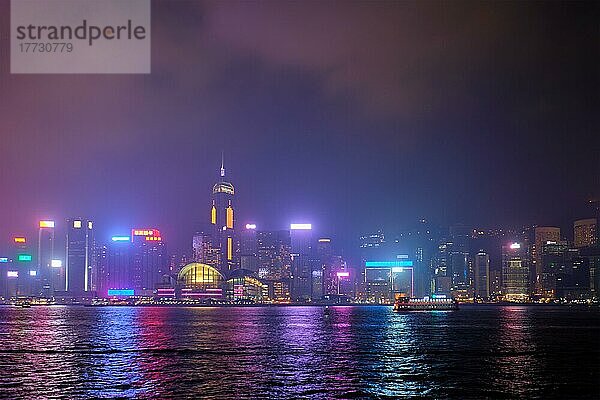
[474,250,490,299]
[96,236,132,297]
[290,224,315,302]
[489,269,502,299]
[177,262,224,300]
[448,224,471,295]
[240,224,258,273]
[394,219,438,297]
[226,268,267,302]
[502,242,530,302]
[432,240,453,295]
[539,240,569,298]
[364,260,414,303]
[574,218,597,248]
[131,229,167,296]
[66,218,93,296]
[38,220,55,297]
[532,227,561,295]
[256,230,291,302]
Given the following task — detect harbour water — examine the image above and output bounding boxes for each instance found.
[0,305,598,399]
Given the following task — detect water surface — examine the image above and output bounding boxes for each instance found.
[0,305,598,399]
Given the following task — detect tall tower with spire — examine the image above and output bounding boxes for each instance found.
[210,154,236,272]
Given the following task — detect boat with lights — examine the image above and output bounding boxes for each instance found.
[393,293,458,311]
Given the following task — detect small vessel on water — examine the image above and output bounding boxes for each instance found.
[393,293,458,312]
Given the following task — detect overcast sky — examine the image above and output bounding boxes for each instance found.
[0,1,598,254]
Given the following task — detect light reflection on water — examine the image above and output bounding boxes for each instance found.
[0,305,598,399]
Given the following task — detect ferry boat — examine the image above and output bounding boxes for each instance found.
[393,294,458,312]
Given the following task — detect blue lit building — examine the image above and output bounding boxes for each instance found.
[363,259,414,303]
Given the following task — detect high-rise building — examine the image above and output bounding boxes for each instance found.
[448,224,471,296]
[256,230,291,302]
[432,240,452,295]
[240,224,258,273]
[290,224,315,301]
[97,236,132,297]
[131,229,167,295]
[38,220,55,297]
[317,238,334,296]
[474,250,490,299]
[574,219,597,248]
[210,156,236,272]
[192,232,220,268]
[66,218,93,296]
[539,240,569,298]
[533,227,560,294]
[502,242,530,302]
[363,259,415,303]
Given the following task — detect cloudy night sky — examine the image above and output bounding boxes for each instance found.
[0,0,598,253]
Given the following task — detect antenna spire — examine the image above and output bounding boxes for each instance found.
[220,151,225,177]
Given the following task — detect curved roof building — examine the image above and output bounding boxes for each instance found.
[178,262,225,299]
[226,269,267,302]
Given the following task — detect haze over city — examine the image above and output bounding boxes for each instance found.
[1,1,597,254]
[0,1,598,399]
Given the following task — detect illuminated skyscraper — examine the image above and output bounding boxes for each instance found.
[131,229,167,295]
[473,250,490,299]
[290,224,314,301]
[574,219,597,248]
[502,242,530,302]
[448,224,471,294]
[257,230,292,301]
[192,232,220,268]
[317,238,334,296]
[66,218,93,295]
[38,220,55,297]
[532,227,560,294]
[97,236,132,297]
[210,156,236,272]
[240,224,258,273]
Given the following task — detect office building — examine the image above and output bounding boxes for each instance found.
[256,230,291,302]
[448,224,471,294]
[131,229,167,295]
[210,156,236,272]
[574,219,597,248]
[502,242,530,302]
[533,227,560,294]
[192,232,221,268]
[290,224,314,301]
[66,218,93,296]
[474,250,490,299]
[38,220,55,297]
[240,224,258,273]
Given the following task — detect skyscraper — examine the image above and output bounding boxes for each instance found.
[192,232,221,268]
[502,242,530,302]
[131,229,167,295]
[97,236,132,297]
[256,230,291,302]
[240,224,258,273]
[448,224,471,296]
[290,224,314,301]
[474,250,490,299]
[574,219,597,248]
[533,227,560,294]
[66,218,93,296]
[210,156,236,272]
[38,220,55,297]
